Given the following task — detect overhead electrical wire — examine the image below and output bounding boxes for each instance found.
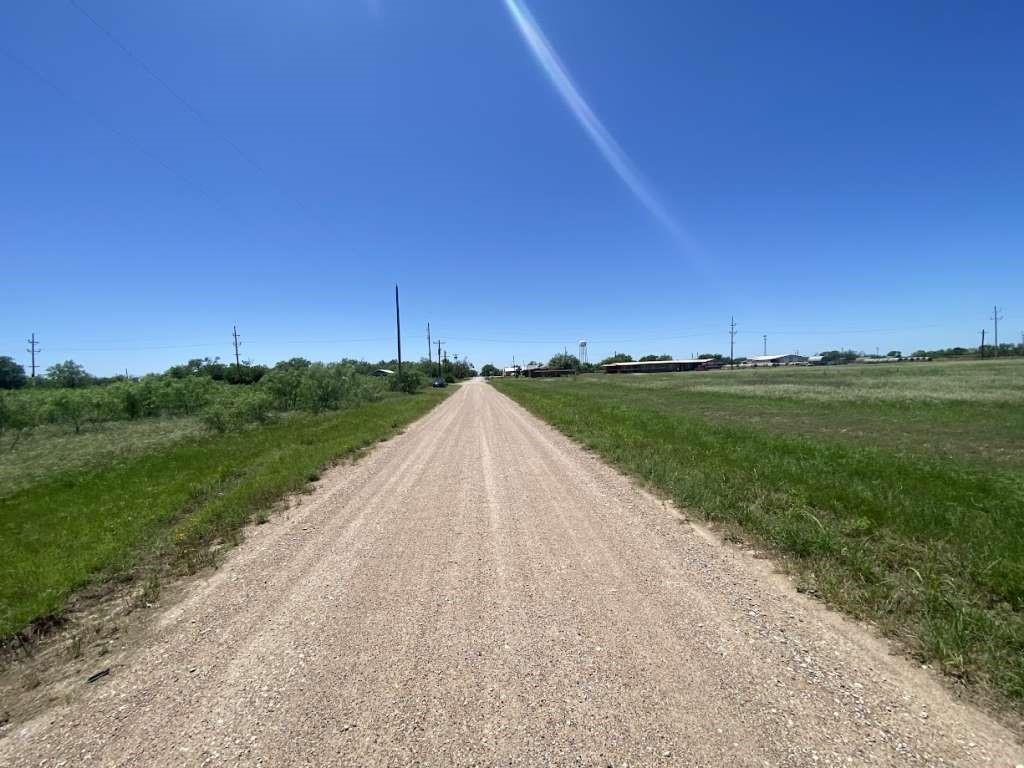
[68,0,334,235]
[2,45,231,217]
[437,323,948,346]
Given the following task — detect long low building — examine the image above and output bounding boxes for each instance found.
[522,365,574,378]
[602,359,723,374]
[744,354,808,367]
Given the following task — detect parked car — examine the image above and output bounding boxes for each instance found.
[432,377,448,388]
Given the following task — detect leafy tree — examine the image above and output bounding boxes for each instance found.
[50,392,88,433]
[639,354,673,362]
[226,361,268,385]
[0,356,27,389]
[548,353,580,371]
[0,393,37,449]
[273,357,312,371]
[480,364,500,377]
[46,360,92,388]
[167,357,223,379]
[259,367,306,411]
[390,368,425,394]
[597,353,633,366]
[297,364,348,413]
[886,350,902,358]
[818,350,859,364]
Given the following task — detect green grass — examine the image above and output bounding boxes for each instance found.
[492,359,1024,708]
[0,390,450,639]
[0,417,206,496]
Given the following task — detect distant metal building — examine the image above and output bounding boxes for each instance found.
[602,359,722,374]
[745,354,808,367]
[521,364,574,378]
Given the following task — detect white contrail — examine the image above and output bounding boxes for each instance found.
[502,0,689,244]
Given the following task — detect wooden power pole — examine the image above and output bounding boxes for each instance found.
[232,325,242,370]
[993,306,1003,356]
[729,316,737,367]
[26,332,40,380]
[395,284,402,377]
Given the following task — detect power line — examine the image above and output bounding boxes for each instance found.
[68,0,333,235]
[436,322,947,346]
[3,44,313,258]
[2,45,230,216]
[4,336,394,354]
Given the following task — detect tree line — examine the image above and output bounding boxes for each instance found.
[0,354,476,444]
[0,353,477,391]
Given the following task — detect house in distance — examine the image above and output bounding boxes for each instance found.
[602,358,723,374]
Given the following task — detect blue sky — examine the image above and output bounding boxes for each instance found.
[3,0,1022,374]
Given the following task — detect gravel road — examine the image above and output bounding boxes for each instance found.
[2,379,1020,766]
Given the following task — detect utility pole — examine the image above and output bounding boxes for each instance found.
[427,322,432,373]
[763,334,767,356]
[26,332,40,381]
[980,328,986,358]
[729,316,737,368]
[437,339,443,375]
[395,284,402,377]
[993,306,1004,356]
[232,325,242,370]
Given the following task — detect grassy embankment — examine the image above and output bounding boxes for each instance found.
[492,360,1024,709]
[0,389,450,639]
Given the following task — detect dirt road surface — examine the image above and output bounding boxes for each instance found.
[2,380,1021,766]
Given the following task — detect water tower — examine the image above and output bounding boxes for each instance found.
[578,340,588,365]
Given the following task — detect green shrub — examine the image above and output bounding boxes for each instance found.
[259,367,305,411]
[49,392,89,434]
[297,364,345,413]
[389,369,425,394]
[120,383,145,420]
[229,390,274,426]
[201,403,231,434]
[0,361,391,438]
